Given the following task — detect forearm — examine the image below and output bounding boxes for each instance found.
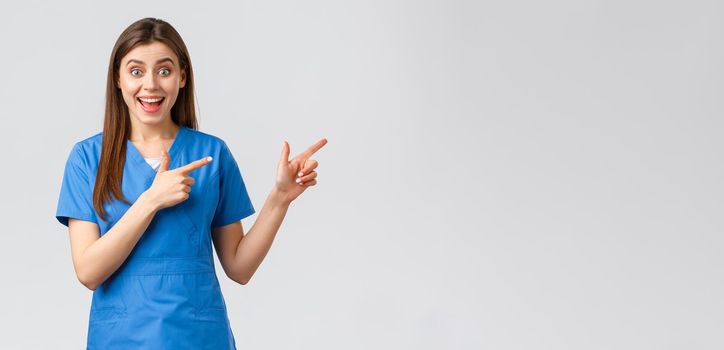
[232,187,291,283]
[77,193,158,289]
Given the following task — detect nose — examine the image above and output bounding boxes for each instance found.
[143,72,159,91]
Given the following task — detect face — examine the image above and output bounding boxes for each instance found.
[117,41,186,127]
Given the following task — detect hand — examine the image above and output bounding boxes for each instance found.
[275,138,327,203]
[143,149,213,211]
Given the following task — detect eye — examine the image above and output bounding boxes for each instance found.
[130,68,142,77]
[159,68,171,76]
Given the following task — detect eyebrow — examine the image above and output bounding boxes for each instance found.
[125,57,176,67]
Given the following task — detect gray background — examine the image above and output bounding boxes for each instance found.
[0,0,722,349]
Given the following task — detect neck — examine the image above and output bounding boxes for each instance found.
[129,117,179,142]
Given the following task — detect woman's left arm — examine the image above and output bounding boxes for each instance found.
[212,138,327,285]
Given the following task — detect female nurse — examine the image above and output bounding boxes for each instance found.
[55,17,327,349]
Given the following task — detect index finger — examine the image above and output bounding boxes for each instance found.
[175,156,213,175]
[299,138,328,159]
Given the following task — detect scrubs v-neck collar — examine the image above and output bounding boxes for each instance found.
[126,125,188,177]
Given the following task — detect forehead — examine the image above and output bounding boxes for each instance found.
[121,41,178,65]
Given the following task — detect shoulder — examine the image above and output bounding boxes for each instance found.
[66,132,103,167]
[183,127,227,147]
[183,128,245,176]
[182,127,236,158]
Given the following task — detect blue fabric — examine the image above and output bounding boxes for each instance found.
[55,126,255,349]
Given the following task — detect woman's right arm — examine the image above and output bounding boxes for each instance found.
[68,193,158,291]
[67,151,212,290]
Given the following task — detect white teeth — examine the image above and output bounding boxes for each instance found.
[138,97,164,103]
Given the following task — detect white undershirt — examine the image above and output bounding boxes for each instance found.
[144,156,163,171]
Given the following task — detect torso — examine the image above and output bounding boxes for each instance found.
[65,126,247,349]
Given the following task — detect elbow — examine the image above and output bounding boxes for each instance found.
[227,271,250,285]
[76,271,100,291]
[79,278,99,291]
[233,275,250,286]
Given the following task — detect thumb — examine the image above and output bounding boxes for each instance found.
[279,140,290,164]
[158,148,170,173]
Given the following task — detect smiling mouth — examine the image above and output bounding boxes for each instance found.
[137,97,165,113]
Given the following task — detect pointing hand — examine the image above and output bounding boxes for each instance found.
[144,149,213,210]
[275,138,327,204]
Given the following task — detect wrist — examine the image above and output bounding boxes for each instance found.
[137,191,160,213]
[269,186,292,208]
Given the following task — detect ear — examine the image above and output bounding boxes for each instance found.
[180,69,186,88]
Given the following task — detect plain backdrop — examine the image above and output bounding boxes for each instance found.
[0,0,722,349]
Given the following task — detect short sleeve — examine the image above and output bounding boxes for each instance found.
[55,144,98,227]
[211,142,255,228]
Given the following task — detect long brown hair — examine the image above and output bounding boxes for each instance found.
[94,17,198,222]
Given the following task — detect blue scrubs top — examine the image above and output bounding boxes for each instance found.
[55,126,255,349]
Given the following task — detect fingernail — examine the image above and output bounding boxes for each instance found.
[298,171,303,176]
[296,178,301,183]
[207,156,213,162]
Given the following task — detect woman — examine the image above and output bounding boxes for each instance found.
[55,17,327,349]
